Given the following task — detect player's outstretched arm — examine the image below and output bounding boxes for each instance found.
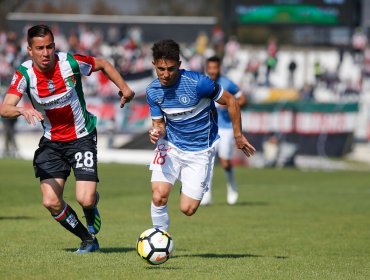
[0,94,43,126]
[93,57,135,108]
[216,90,256,157]
[149,118,166,144]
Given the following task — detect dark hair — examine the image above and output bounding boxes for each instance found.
[206,55,221,64]
[151,39,180,61]
[27,24,54,46]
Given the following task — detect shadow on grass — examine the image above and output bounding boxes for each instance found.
[235,201,269,207]
[175,253,288,259]
[100,247,136,253]
[0,216,34,220]
[145,266,180,270]
[203,201,269,207]
[64,247,135,253]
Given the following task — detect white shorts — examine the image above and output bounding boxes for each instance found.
[150,139,217,200]
[217,128,235,160]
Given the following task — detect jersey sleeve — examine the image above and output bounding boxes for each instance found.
[219,76,240,95]
[196,75,223,101]
[146,90,163,119]
[73,54,95,76]
[227,80,240,96]
[7,70,27,98]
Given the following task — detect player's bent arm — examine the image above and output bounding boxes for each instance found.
[149,118,166,144]
[0,94,22,118]
[237,92,247,107]
[93,57,135,107]
[217,90,243,137]
[217,90,256,157]
[0,94,43,125]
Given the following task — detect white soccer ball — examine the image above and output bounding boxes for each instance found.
[136,228,174,265]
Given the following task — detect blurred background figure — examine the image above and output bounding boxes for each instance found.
[351,27,367,64]
[202,55,248,206]
[2,117,18,158]
[288,59,297,88]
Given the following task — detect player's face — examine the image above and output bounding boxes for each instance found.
[27,33,56,73]
[206,61,221,81]
[153,59,181,87]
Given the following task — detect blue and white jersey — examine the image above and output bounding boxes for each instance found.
[146,69,223,152]
[216,75,241,129]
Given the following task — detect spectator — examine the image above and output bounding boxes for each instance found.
[300,83,314,101]
[352,27,367,64]
[288,59,297,88]
[2,117,18,158]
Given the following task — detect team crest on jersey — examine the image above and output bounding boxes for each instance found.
[179,95,190,105]
[48,80,55,93]
[11,74,18,85]
[64,75,76,87]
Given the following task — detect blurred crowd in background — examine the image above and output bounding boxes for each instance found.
[1,21,370,160]
[1,22,370,102]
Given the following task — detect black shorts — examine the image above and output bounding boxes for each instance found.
[33,131,99,182]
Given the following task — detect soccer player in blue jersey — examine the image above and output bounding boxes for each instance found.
[201,55,247,205]
[146,39,255,232]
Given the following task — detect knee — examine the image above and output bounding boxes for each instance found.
[42,197,63,213]
[152,192,168,207]
[77,194,95,208]
[180,205,198,216]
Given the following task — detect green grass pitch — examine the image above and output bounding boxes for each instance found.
[1,159,370,279]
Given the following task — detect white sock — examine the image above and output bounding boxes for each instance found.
[225,168,237,191]
[151,202,169,232]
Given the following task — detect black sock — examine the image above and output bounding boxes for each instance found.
[83,207,95,225]
[53,204,92,241]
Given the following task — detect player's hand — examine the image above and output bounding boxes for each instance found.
[235,135,256,157]
[149,127,161,144]
[118,89,135,108]
[19,107,44,126]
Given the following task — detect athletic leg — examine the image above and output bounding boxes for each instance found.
[218,129,238,205]
[180,193,201,216]
[149,140,178,232]
[200,166,214,206]
[76,181,101,235]
[40,178,92,242]
[180,145,217,215]
[151,180,172,232]
[69,131,101,235]
[219,157,238,205]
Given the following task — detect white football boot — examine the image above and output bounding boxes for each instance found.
[227,184,238,205]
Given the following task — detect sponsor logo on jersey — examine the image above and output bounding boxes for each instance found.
[170,109,194,117]
[39,91,73,107]
[48,80,55,94]
[78,128,87,135]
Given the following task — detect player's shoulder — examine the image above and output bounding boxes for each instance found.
[18,59,33,71]
[147,78,161,90]
[180,69,204,82]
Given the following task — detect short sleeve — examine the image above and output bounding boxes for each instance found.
[146,91,163,119]
[227,81,240,95]
[196,75,223,101]
[7,71,27,97]
[73,54,95,76]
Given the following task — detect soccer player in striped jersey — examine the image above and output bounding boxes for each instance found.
[146,40,255,232]
[201,55,248,205]
[0,24,135,253]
